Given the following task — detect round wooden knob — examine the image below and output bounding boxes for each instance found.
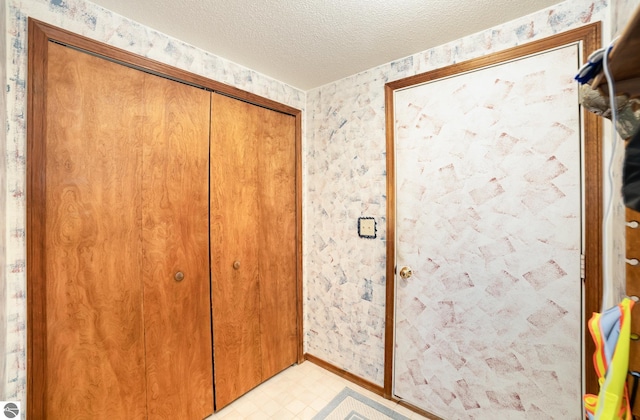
[233,261,240,270]
[174,271,184,282]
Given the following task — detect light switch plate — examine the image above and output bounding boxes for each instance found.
[358,217,376,239]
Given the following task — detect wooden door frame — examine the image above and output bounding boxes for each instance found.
[27,19,304,419]
[383,22,602,408]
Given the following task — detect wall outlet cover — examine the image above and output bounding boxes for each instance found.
[358,217,376,239]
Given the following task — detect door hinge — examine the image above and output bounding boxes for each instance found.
[580,253,586,280]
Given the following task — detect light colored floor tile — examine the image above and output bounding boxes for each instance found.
[271,391,297,407]
[207,407,239,419]
[298,406,319,419]
[261,399,282,417]
[296,389,321,406]
[232,398,260,417]
[310,382,337,399]
[285,398,307,415]
[246,389,271,407]
[260,383,282,398]
[204,361,429,419]
[244,410,270,420]
[308,396,331,412]
[272,407,297,419]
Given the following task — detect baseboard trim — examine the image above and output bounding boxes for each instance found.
[303,353,384,396]
[393,398,444,420]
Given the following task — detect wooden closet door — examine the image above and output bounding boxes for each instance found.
[141,76,213,418]
[210,93,263,408]
[38,41,213,419]
[257,107,297,381]
[210,93,297,409]
[43,42,147,419]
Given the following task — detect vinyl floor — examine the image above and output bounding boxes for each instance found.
[206,361,428,419]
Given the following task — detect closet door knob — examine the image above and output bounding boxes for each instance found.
[174,271,185,282]
[233,261,241,270]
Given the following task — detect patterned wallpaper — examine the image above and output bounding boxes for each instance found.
[0,0,7,401]
[1,0,306,408]
[304,0,612,387]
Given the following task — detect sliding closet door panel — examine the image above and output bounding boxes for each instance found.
[44,42,147,418]
[258,110,297,380]
[141,78,213,418]
[210,93,262,409]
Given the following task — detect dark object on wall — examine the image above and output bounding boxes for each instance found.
[624,129,640,211]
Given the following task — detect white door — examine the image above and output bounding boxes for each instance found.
[393,45,583,419]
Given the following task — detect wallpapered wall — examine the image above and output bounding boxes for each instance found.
[304,0,614,387]
[0,0,7,401]
[1,0,306,406]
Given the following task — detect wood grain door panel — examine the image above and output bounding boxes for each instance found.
[40,41,214,419]
[210,93,263,409]
[141,76,213,419]
[210,93,298,409]
[257,110,297,381]
[44,41,147,419]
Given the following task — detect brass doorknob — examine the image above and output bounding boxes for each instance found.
[233,261,241,270]
[174,271,184,282]
[399,266,413,279]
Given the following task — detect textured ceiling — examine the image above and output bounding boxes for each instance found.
[89,0,561,90]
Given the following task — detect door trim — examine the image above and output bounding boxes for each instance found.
[27,19,304,419]
[383,22,602,401]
